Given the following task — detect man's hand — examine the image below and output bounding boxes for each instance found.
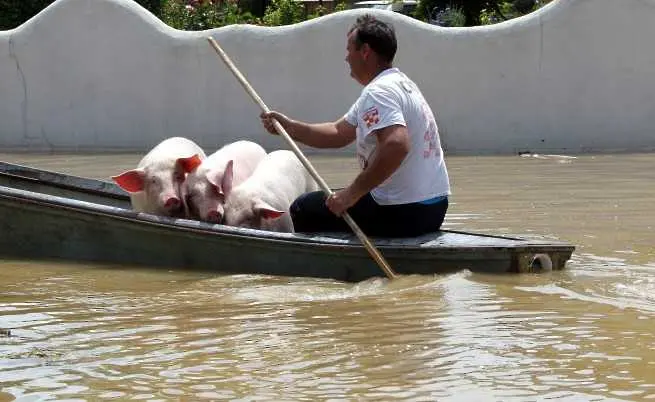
[326,187,362,217]
[260,111,292,135]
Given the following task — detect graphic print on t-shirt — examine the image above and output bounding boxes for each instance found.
[421,101,439,159]
[362,106,380,128]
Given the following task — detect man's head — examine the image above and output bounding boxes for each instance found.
[345,15,397,85]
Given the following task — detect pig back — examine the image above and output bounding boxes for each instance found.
[211,140,267,185]
[138,137,206,168]
[251,150,317,197]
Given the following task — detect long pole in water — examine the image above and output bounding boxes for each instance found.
[207,36,397,280]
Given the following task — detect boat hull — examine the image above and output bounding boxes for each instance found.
[0,161,575,281]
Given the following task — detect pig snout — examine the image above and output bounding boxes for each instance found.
[163,196,181,211]
[206,210,222,223]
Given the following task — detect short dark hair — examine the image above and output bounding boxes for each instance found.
[349,15,397,64]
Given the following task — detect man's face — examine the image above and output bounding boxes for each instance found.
[345,30,366,84]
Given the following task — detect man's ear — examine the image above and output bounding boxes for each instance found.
[361,43,372,59]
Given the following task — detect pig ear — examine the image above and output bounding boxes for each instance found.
[111,169,145,193]
[206,160,233,196]
[221,160,234,197]
[177,154,203,173]
[254,200,285,220]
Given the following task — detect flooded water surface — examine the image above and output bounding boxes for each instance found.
[0,152,654,401]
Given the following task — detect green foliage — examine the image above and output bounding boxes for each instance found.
[514,0,537,13]
[429,5,466,27]
[480,2,514,25]
[0,0,556,32]
[262,0,304,26]
[138,0,162,16]
[0,0,165,30]
[0,0,54,30]
[480,0,550,25]
[161,0,260,30]
[334,0,348,12]
[307,5,327,20]
[415,1,464,24]
[416,0,548,26]
[305,0,346,20]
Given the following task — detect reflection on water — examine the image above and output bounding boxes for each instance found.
[0,153,654,400]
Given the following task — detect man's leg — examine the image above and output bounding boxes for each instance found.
[320,196,449,237]
[290,191,448,237]
[289,191,351,233]
[375,198,449,237]
[290,191,383,233]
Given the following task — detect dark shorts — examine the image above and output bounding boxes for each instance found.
[290,191,448,238]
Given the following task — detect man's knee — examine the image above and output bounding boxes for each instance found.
[289,195,304,219]
[291,191,321,216]
[290,191,353,233]
[290,191,326,229]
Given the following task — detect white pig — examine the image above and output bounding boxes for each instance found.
[222,150,319,232]
[112,137,206,217]
[183,140,267,223]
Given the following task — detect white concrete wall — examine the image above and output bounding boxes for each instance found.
[1,0,654,154]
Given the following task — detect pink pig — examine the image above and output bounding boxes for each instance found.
[222,150,319,232]
[112,137,206,217]
[183,140,267,223]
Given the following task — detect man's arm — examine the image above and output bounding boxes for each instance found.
[261,112,356,149]
[326,124,410,215]
[290,117,357,149]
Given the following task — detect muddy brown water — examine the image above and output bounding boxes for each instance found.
[0,152,653,400]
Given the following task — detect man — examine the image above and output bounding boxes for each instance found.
[260,14,450,237]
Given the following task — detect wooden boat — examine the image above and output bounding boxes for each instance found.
[0,161,575,282]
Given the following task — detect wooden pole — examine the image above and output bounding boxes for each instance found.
[207,37,397,280]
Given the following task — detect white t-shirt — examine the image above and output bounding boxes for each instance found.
[344,68,451,205]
